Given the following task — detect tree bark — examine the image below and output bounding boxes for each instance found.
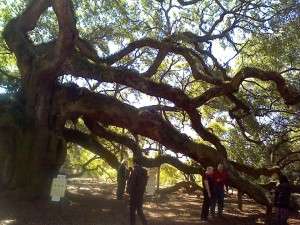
[0,121,66,199]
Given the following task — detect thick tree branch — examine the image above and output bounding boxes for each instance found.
[194,66,300,107]
[139,105,181,112]
[277,151,300,165]
[74,37,221,85]
[279,159,300,170]
[63,128,120,169]
[64,52,193,107]
[235,118,263,145]
[64,117,202,175]
[261,182,300,194]
[3,0,50,47]
[232,67,300,106]
[38,0,77,76]
[229,161,280,179]
[142,50,168,78]
[187,108,228,157]
[84,118,202,174]
[63,53,229,153]
[3,0,77,78]
[3,0,50,72]
[177,0,201,6]
[55,85,272,206]
[67,155,100,178]
[18,0,51,32]
[156,181,202,196]
[56,85,222,165]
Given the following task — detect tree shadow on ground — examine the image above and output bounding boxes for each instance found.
[0,180,299,225]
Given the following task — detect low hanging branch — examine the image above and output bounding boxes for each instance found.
[63,128,121,170]
[156,181,203,196]
[83,117,203,174]
[277,150,300,166]
[67,155,100,178]
[57,84,274,206]
[58,84,284,179]
[229,161,280,179]
[63,125,202,175]
[56,85,222,166]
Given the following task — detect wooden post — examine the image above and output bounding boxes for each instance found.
[238,190,243,211]
[156,143,162,192]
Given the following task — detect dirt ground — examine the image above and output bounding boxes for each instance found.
[0,179,299,225]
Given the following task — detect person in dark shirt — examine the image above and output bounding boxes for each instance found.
[211,163,228,216]
[116,160,129,200]
[274,175,291,225]
[127,159,148,225]
[201,166,215,222]
[126,166,133,191]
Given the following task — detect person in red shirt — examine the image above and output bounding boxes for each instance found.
[211,163,228,216]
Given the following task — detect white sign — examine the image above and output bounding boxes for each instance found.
[146,168,158,195]
[50,175,67,202]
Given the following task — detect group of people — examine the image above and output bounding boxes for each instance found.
[116,159,148,225]
[201,163,228,222]
[117,159,291,225]
[201,163,292,225]
[118,161,229,224]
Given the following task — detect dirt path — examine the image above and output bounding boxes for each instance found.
[0,180,299,225]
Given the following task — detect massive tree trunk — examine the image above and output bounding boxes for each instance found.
[0,84,67,198]
[0,128,66,199]
[0,0,75,199]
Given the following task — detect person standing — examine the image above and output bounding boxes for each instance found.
[211,163,228,217]
[201,166,215,222]
[116,160,129,200]
[274,175,291,225]
[127,159,148,225]
[126,166,133,193]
